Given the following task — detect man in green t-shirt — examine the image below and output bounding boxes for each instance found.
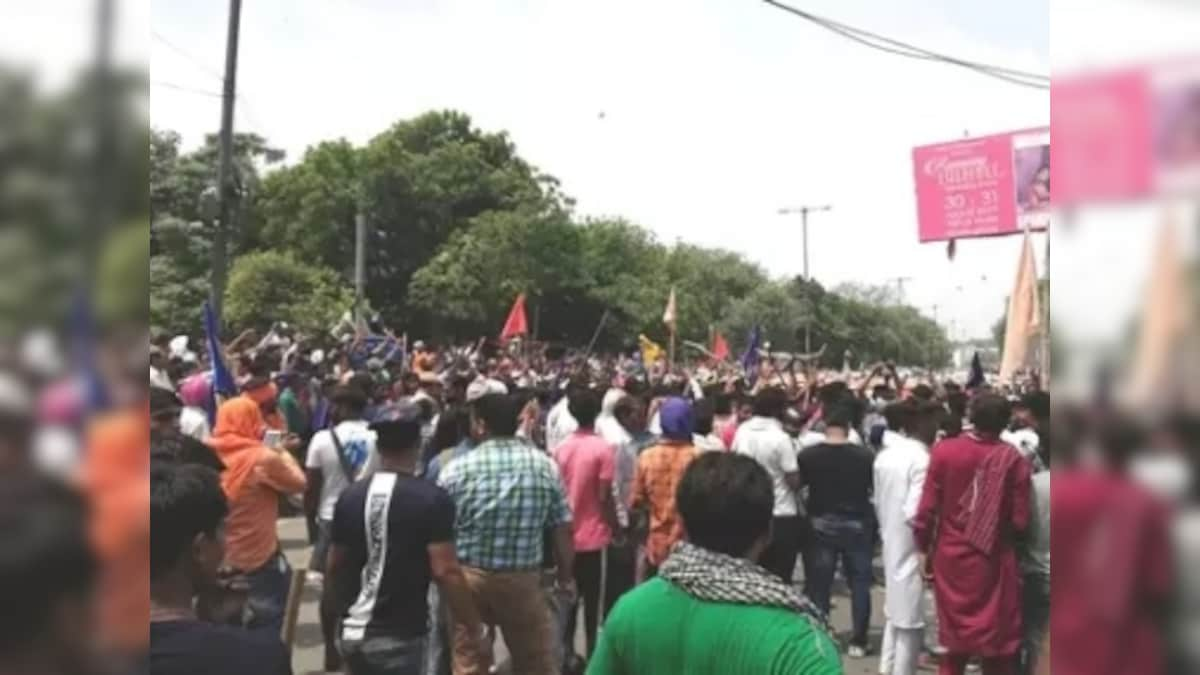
[588,453,843,675]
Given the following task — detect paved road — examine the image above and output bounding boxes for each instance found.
[280,517,902,675]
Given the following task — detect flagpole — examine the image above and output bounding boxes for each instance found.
[669,325,677,373]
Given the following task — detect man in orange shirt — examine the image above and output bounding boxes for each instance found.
[631,397,698,579]
[208,397,307,634]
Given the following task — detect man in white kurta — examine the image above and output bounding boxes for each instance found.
[873,427,929,675]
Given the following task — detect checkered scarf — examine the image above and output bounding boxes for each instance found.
[659,541,831,633]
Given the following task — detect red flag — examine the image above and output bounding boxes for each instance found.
[711,331,730,361]
[500,293,528,340]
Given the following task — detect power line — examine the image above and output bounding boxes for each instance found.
[762,0,1049,90]
[151,80,224,98]
[153,31,225,82]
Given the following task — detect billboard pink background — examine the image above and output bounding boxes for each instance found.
[912,132,1021,242]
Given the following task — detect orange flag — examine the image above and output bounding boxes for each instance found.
[1129,217,1193,404]
[998,231,1042,382]
[711,331,730,361]
[500,293,528,340]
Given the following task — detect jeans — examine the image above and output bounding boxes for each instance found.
[343,634,427,675]
[604,541,636,611]
[564,549,605,658]
[807,513,873,647]
[761,516,803,584]
[243,551,291,636]
[424,585,451,675]
[1020,572,1050,675]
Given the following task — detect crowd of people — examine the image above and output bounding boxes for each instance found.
[138,321,1067,675]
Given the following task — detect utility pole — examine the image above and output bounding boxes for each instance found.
[211,0,243,324]
[778,204,832,353]
[886,276,912,305]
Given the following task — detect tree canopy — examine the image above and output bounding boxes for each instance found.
[150,109,952,366]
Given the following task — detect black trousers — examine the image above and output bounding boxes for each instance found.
[565,550,605,658]
[760,515,803,585]
[604,541,636,610]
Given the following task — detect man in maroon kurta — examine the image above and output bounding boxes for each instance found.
[914,394,1031,675]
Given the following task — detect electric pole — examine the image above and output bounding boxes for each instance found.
[211,0,243,324]
[778,204,832,353]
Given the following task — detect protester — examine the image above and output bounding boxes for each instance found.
[596,386,631,450]
[873,400,932,675]
[1019,451,1050,675]
[1001,391,1048,471]
[437,393,575,675]
[208,396,307,634]
[328,400,487,675]
[913,394,1032,675]
[177,374,213,441]
[304,384,379,671]
[631,396,698,578]
[797,404,876,658]
[149,462,292,675]
[546,386,580,452]
[732,387,802,583]
[1051,416,1171,675]
[692,397,727,453]
[0,475,105,675]
[606,394,651,610]
[553,387,618,658]
[588,453,842,674]
[242,376,287,433]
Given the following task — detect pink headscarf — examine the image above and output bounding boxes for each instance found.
[179,373,211,408]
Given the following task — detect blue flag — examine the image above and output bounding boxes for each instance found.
[204,301,238,404]
[69,288,108,414]
[740,325,762,382]
[966,351,986,389]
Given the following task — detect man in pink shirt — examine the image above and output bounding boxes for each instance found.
[553,387,618,659]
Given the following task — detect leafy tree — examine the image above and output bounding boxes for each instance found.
[259,111,566,324]
[222,251,353,335]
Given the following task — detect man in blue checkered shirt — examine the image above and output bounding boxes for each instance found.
[437,393,575,675]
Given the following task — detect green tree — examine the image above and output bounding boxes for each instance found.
[150,129,285,331]
[223,251,353,335]
[259,111,567,324]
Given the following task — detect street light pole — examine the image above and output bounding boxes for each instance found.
[779,204,832,353]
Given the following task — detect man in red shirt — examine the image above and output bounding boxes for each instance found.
[553,387,618,658]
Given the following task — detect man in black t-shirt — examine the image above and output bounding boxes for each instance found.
[796,404,876,658]
[328,401,487,675]
[149,461,291,675]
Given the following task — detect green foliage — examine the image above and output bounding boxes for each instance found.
[720,279,952,368]
[258,111,563,323]
[223,251,353,335]
[151,110,951,365]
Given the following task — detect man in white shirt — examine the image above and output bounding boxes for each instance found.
[873,401,937,675]
[545,384,579,452]
[732,387,801,583]
[304,384,379,671]
[597,386,632,450]
[1001,392,1048,472]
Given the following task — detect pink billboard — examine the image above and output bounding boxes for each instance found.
[1052,57,1200,205]
[912,128,1049,242]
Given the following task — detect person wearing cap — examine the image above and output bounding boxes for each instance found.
[631,397,698,579]
[304,384,379,671]
[437,394,575,675]
[328,400,487,675]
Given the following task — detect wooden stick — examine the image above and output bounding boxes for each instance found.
[279,568,306,649]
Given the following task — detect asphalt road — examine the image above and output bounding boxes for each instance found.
[279,517,905,675]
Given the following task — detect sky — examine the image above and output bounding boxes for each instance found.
[140,0,1192,345]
